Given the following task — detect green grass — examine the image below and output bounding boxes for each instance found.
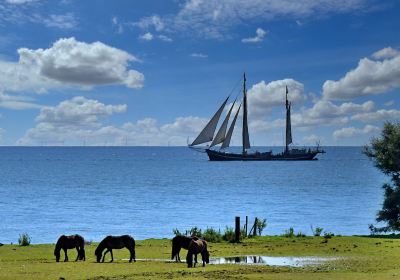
[1,236,400,279]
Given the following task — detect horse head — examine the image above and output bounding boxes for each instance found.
[54,247,61,262]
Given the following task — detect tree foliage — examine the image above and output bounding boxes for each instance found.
[365,122,400,232]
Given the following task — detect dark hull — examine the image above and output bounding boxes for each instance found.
[206,149,320,161]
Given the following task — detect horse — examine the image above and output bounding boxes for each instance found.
[54,234,85,262]
[171,235,199,262]
[95,235,136,263]
[186,239,209,268]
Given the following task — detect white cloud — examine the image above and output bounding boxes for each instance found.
[18,97,208,146]
[0,91,42,110]
[302,134,323,145]
[351,109,400,122]
[132,15,164,31]
[190,53,208,58]
[5,0,36,4]
[372,47,400,59]
[158,34,173,42]
[333,124,379,139]
[139,32,154,41]
[140,0,371,39]
[247,79,305,118]
[323,47,400,100]
[0,37,144,93]
[112,16,124,34]
[35,96,126,127]
[42,13,77,29]
[242,28,267,43]
[0,3,77,29]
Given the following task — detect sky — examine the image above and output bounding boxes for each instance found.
[0,0,399,146]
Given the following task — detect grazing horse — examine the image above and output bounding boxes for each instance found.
[95,235,136,263]
[171,235,198,262]
[186,239,209,268]
[54,234,85,262]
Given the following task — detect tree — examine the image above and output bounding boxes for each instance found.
[364,122,400,233]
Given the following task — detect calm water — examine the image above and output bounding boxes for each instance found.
[0,147,385,244]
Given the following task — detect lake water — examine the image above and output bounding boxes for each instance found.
[0,146,386,244]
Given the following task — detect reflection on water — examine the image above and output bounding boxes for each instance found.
[210,256,338,267]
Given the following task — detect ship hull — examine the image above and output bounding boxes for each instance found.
[206,149,320,161]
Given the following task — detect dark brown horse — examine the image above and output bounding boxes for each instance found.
[186,239,209,268]
[54,234,85,262]
[95,235,136,263]
[171,235,198,262]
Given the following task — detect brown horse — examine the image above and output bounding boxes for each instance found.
[54,234,85,262]
[95,235,136,263]
[186,239,209,268]
[171,235,199,262]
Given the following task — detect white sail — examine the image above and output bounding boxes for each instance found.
[221,104,241,149]
[190,96,229,146]
[210,100,236,147]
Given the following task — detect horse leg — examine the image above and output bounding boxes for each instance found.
[64,249,68,262]
[75,246,79,261]
[195,253,198,265]
[102,249,109,262]
[129,247,136,262]
[177,248,181,262]
[110,249,113,262]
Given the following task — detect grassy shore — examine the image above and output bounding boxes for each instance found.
[1,236,400,279]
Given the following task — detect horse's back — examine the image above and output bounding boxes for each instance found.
[188,239,206,254]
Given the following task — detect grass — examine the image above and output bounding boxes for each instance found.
[1,236,400,279]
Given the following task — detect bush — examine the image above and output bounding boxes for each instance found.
[283,227,295,238]
[311,225,324,236]
[324,232,335,239]
[203,227,222,242]
[222,227,236,242]
[296,232,307,237]
[18,233,31,246]
[256,219,267,236]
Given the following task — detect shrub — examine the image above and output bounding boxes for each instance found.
[324,232,335,239]
[18,233,31,246]
[256,219,267,236]
[223,227,236,242]
[203,227,222,242]
[283,227,295,238]
[296,232,307,237]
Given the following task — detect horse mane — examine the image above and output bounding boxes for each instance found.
[95,236,110,255]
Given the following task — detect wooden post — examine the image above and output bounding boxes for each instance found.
[245,216,248,237]
[253,217,258,237]
[235,216,240,243]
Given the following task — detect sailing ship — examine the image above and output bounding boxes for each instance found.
[188,73,325,161]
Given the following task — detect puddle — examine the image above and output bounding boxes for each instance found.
[121,256,338,267]
[210,256,338,267]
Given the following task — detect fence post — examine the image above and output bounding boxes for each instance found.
[245,216,248,237]
[235,216,240,243]
[253,217,258,237]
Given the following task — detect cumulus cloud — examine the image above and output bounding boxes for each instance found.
[133,0,371,39]
[333,124,379,139]
[372,47,400,59]
[323,47,400,100]
[247,79,305,118]
[242,28,267,43]
[139,32,154,41]
[0,37,144,93]
[18,97,208,146]
[0,91,42,110]
[351,109,400,122]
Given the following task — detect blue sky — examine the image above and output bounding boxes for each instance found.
[0,0,399,146]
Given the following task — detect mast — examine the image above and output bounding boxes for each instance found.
[242,73,250,154]
[285,86,292,153]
